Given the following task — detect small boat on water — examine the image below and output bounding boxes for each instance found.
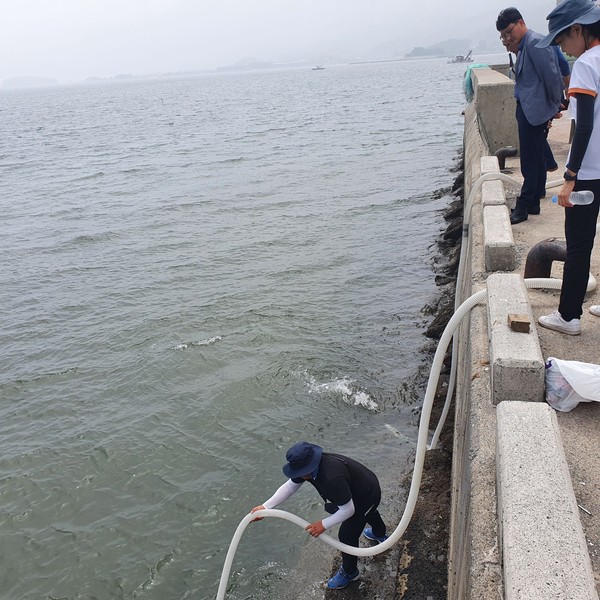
[312,65,325,70]
[447,50,473,64]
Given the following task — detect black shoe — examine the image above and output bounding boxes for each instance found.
[528,205,541,215]
[510,210,528,224]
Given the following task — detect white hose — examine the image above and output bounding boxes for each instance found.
[215,289,487,600]
[429,170,592,449]
[216,277,598,599]
[429,172,521,450]
[215,175,595,599]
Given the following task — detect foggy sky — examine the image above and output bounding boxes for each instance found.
[1,0,558,83]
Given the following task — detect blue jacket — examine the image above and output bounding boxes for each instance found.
[514,29,564,126]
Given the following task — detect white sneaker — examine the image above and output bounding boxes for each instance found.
[589,305,600,317]
[538,311,581,335]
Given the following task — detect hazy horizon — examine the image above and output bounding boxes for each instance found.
[2,0,558,84]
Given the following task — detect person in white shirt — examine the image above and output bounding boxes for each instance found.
[537,0,600,334]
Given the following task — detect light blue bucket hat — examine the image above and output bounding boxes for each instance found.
[537,0,600,48]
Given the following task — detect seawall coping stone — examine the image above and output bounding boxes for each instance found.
[482,179,507,207]
[480,155,515,271]
[483,205,516,271]
[487,273,544,404]
[497,401,598,600]
[481,155,500,174]
[472,68,518,153]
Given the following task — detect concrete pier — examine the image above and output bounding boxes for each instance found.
[497,402,597,600]
[450,65,600,600]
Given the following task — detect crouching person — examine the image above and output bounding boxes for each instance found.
[251,441,388,589]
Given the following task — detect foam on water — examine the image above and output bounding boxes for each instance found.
[307,374,379,412]
[172,336,223,350]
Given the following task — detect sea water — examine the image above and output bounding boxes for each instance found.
[0,56,490,599]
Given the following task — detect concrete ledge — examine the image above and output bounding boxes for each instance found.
[480,155,515,271]
[481,156,508,208]
[484,205,516,271]
[487,274,544,404]
[472,68,518,153]
[482,179,507,207]
[497,402,598,600]
[481,155,500,174]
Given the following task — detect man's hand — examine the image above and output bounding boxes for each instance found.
[250,505,266,522]
[305,520,326,537]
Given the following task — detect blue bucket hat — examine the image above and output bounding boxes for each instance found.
[537,0,600,48]
[282,441,323,478]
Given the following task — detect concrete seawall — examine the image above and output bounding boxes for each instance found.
[449,66,600,599]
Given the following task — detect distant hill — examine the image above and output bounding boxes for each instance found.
[405,39,472,59]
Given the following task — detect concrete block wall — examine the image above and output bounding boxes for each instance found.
[487,274,545,404]
[479,119,516,272]
[497,402,598,600]
[449,94,503,600]
[449,66,598,600]
[471,68,518,154]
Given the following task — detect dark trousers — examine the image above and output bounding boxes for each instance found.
[559,179,600,321]
[338,494,386,573]
[515,101,548,212]
[544,138,558,171]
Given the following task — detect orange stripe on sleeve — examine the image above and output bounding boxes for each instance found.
[568,88,598,97]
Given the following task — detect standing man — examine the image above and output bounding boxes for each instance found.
[251,441,388,590]
[502,37,569,172]
[496,7,565,224]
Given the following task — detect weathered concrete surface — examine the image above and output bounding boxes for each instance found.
[483,205,515,271]
[448,95,503,600]
[506,113,600,595]
[470,68,518,154]
[482,179,508,207]
[497,402,598,600]
[480,156,517,271]
[451,66,600,600]
[487,273,544,404]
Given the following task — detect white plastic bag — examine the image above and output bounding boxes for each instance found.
[545,357,600,412]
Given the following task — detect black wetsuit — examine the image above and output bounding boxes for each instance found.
[293,452,386,573]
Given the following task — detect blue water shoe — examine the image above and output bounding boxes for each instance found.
[327,567,359,589]
[362,527,388,544]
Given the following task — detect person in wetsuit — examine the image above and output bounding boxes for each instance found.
[251,441,388,590]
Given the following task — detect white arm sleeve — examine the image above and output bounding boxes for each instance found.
[321,499,355,530]
[262,479,303,509]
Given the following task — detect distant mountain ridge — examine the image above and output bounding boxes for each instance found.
[406,39,479,58]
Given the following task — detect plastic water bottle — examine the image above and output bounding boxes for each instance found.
[551,190,595,205]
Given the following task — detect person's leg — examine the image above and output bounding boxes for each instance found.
[366,508,386,539]
[338,514,367,574]
[544,137,558,172]
[558,181,600,320]
[535,137,550,203]
[514,103,547,222]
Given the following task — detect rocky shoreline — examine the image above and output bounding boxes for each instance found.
[390,151,464,600]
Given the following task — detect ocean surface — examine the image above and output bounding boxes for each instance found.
[0,55,502,599]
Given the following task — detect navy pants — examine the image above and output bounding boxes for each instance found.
[515,101,548,212]
[338,493,386,573]
[559,179,600,321]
